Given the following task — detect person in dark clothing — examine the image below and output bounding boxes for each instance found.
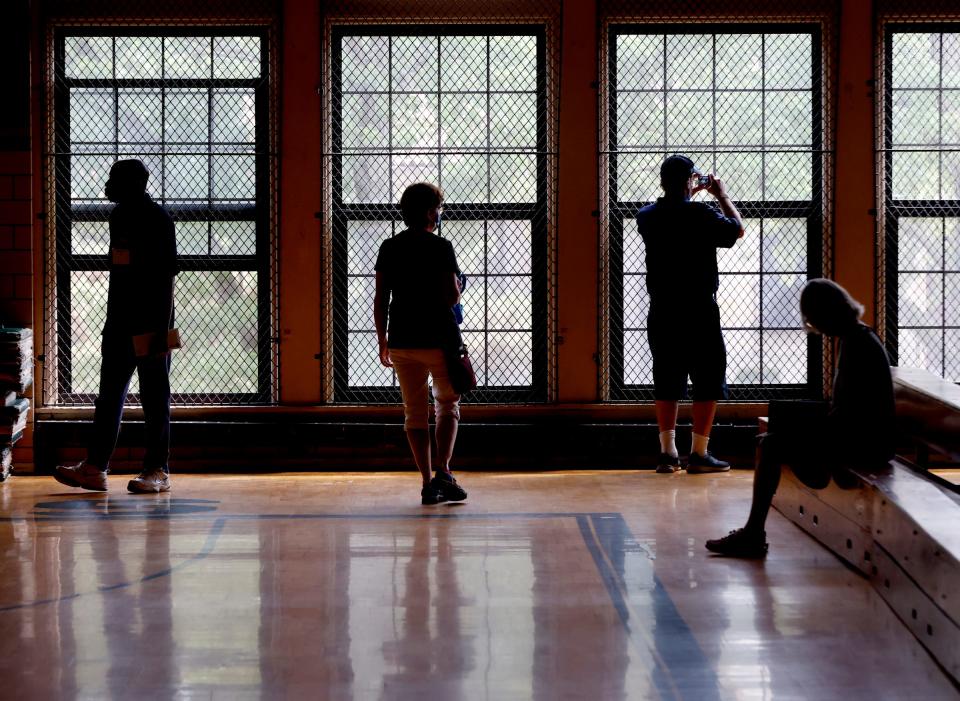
[374,182,468,506]
[55,159,179,494]
[639,155,745,474]
[706,278,896,558]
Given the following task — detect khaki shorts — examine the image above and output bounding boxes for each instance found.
[389,348,461,430]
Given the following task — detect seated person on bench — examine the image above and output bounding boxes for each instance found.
[706,278,895,558]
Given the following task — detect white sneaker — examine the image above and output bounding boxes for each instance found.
[127,468,171,494]
[54,462,108,492]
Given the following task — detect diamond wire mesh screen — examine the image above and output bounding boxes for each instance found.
[878,7,960,382]
[43,10,278,405]
[322,4,560,404]
[599,3,836,401]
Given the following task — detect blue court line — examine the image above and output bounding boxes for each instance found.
[0,517,226,612]
[1,509,723,699]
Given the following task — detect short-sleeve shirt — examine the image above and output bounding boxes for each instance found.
[103,194,179,335]
[374,229,459,349]
[636,197,742,304]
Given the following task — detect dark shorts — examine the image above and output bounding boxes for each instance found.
[647,299,728,401]
[759,430,873,491]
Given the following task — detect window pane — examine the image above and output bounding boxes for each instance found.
[166,154,208,200]
[617,93,663,148]
[119,89,163,144]
[898,218,943,271]
[717,219,760,273]
[213,36,261,79]
[762,218,807,273]
[71,155,113,202]
[765,34,812,90]
[762,274,805,328]
[726,330,761,384]
[716,92,763,146]
[623,275,650,329]
[490,93,537,148]
[765,92,811,145]
[165,89,209,144]
[945,274,960,327]
[892,151,939,200]
[70,89,115,144]
[488,220,531,275]
[624,330,653,384]
[342,36,389,92]
[177,221,209,255]
[348,221,392,275]
[71,221,110,255]
[171,271,259,394]
[392,93,439,149]
[717,34,762,90]
[443,220,485,275]
[341,155,390,203]
[763,330,807,384]
[213,89,256,143]
[616,34,663,91]
[666,34,712,89]
[441,36,486,91]
[898,328,943,374]
[391,154,438,201]
[213,154,256,200]
[340,93,389,150]
[666,93,712,146]
[116,37,162,79]
[164,37,212,79]
[392,36,437,92]
[892,33,939,89]
[487,332,532,385]
[718,275,760,328]
[490,36,536,92]
[892,91,940,145]
[348,277,376,331]
[899,273,943,326]
[441,155,487,203]
[65,36,112,79]
[488,277,531,330]
[348,332,394,386]
[490,154,536,203]
[441,94,486,148]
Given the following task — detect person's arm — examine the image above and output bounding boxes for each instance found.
[374,271,392,368]
[706,176,745,239]
[442,241,461,307]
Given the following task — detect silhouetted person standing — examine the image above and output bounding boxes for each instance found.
[55,159,179,494]
[638,155,745,474]
[706,279,895,558]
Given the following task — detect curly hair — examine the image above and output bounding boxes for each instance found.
[399,182,444,229]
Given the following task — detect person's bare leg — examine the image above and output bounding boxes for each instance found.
[655,400,679,432]
[435,414,458,473]
[405,429,432,486]
[691,400,717,437]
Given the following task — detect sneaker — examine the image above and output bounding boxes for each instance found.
[705,528,768,558]
[687,451,731,473]
[655,453,682,474]
[431,471,467,501]
[54,462,108,492]
[128,468,171,494]
[421,484,447,506]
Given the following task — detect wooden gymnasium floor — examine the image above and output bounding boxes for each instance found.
[1,470,957,700]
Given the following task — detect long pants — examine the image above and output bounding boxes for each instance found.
[87,333,172,473]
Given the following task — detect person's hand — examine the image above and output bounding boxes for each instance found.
[706,175,729,200]
[378,338,393,368]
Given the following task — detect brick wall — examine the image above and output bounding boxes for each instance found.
[0,152,34,471]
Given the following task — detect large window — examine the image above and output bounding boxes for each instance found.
[52,30,273,404]
[884,28,960,382]
[330,27,549,403]
[606,26,824,400]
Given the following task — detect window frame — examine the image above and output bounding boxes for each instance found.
[52,26,274,404]
[882,24,960,379]
[605,22,825,401]
[329,24,550,404]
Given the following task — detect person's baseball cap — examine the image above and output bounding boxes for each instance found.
[660,154,697,186]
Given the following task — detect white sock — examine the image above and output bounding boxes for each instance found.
[692,432,709,457]
[659,430,678,457]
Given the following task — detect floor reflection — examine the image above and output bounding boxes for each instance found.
[0,474,956,700]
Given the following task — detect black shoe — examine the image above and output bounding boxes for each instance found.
[705,528,768,558]
[431,472,467,501]
[655,453,681,474]
[687,451,731,473]
[421,484,447,505]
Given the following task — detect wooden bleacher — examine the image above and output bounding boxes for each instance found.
[765,366,960,683]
